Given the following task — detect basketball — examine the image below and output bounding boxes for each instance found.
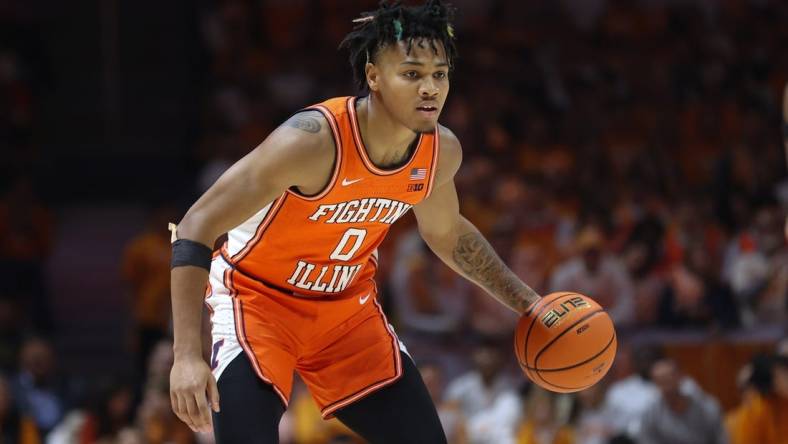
[515,292,617,393]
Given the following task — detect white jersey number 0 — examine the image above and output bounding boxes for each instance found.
[329,228,367,261]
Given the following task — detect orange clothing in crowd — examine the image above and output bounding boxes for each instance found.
[121,232,172,330]
[18,416,40,444]
[291,389,362,444]
[726,393,788,444]
[0,416,40,444]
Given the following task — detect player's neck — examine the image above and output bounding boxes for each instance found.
[357,95,418,168]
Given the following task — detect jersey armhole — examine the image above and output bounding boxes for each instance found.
[423,127,441,198]
[286,105,343,201]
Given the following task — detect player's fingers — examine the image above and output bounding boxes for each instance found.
[176,394,197,432]
[170,390,179,415]
[184,393,202,430]
[194,392,213,433]
[207,374,221,413]
[178,394,199,432]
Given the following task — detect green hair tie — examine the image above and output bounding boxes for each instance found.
[393,19,403,41]
[447,24,455,38]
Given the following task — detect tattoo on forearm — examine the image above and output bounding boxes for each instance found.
[452,232,539,312]
[283,113,321,133]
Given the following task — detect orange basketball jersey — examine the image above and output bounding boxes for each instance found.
[219,96,439,298]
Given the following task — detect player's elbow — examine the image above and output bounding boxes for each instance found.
[418,225,448,247]
[175,210,220,247]
[418,219,459,254]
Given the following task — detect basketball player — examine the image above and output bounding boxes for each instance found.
[169,1,541,442]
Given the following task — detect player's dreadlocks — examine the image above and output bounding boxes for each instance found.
[340,0,458,91]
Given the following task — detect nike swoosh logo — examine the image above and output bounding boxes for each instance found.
[342,178,363,186]
[359,294,370,305]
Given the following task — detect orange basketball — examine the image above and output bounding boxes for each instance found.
[515,292,617,393]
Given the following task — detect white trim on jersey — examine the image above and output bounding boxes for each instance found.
[206,258,243,381]
[225,202,273,257]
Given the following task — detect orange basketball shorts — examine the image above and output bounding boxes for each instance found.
[205,257,405,418]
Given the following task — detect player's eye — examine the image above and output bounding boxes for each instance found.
[403,71,419,79]
[434,71,447,80]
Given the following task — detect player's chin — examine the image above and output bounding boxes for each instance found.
[414,123,437,134]
[411,117,439,134]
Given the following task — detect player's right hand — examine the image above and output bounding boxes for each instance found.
[170,356,220,434]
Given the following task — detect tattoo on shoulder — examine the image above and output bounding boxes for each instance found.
[452,232,539,312]
[283,113,322,133]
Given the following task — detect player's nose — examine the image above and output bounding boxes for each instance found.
[419,78,439,98]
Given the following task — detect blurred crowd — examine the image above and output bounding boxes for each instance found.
[1,0,788,443]
[1,334,786,443]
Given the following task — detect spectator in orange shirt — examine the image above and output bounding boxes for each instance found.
[121,204,178,375]
[726,346,788,444]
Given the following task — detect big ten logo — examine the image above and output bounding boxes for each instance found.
[407,183,424,192]
[541,296,590,328]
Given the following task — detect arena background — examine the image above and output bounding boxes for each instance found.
[0,0,786,443]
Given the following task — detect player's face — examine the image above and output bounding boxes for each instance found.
[368,39,450,133]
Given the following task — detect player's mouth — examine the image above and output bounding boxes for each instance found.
[416,104,439,117]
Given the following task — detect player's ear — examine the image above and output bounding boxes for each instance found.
[365,62,380,92]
